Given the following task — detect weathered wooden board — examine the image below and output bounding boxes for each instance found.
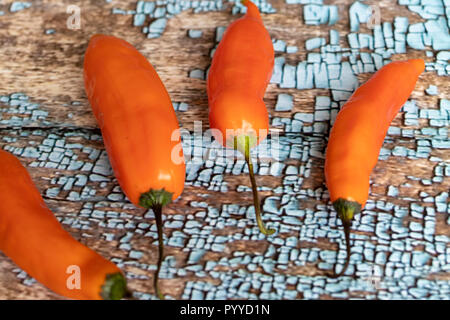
[0,0,449,300]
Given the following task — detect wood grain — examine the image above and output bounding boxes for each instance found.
[0,0,448,300]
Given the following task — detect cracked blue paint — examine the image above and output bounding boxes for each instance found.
[0,0,449,301]
[114,0,276,38]
[9,2,32,13]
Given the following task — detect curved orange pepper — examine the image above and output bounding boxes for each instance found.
[0,149,126,300]
[325,59,425,276]
[83,34,186,299]
[207,0,275,235]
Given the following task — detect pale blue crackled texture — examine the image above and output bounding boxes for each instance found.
[116,0,276,38]
[303,4,339,26]
[425,84,439,95]
[275,94,294,112]
[0,93,49,126]
[2,119,448,300]
[188,29,203,38]
[1,0,449,301]
[349,1,372,32]
[9,2,32,13]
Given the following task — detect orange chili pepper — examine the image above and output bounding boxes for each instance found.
[207,0,275,235]
[325,59,425,277]
[0,149,126,300]
[83,34,186,299]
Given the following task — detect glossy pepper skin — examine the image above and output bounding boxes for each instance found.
[84,35,185,205]
[0,149,126,300]
[207,0,275,235]
[83,34,186,299]
[324,59,425,276]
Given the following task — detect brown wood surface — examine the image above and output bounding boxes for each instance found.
[0,0,448,300]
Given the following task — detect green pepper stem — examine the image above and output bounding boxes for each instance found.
[329,219,351,278]
[139,189,174,300]
[100,272,127,300]
[328,198,361,278]
[241,136,275,236]
[153,205,165,300]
